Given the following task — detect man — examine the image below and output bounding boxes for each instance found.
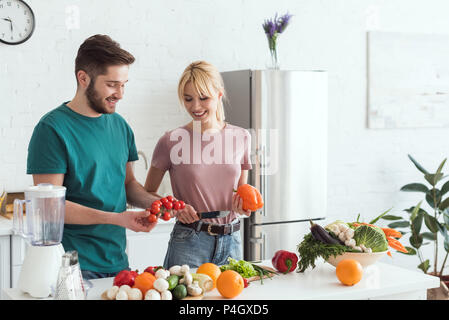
[27,34,158,280]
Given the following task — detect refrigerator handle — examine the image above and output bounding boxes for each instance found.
[261,230,266,261]
[261,145,267,217]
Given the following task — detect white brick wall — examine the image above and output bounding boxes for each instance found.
[2,0,449,272]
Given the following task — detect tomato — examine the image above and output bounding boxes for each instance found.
[152,200,163,207]
[178,200,186,209]
[173,201,182,210]
[161,197,169,204]
[148,214,158,223]
[150,203,161,213]
[162,211,171,221]
[163,201,173,210]
[166,195,176,203]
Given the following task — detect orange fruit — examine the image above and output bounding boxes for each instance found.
[216,270,244,299]
[133,272,156,295]
[196,262,222,289]
[336,259,363,286]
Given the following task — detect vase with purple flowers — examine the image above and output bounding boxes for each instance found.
[262,12,292,70]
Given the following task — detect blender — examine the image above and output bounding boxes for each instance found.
[13,183,66,298]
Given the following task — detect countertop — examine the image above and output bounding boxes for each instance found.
[2,260,440,300]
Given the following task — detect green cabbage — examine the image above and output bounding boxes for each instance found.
[353,225,388,252]
[219,258,258,278]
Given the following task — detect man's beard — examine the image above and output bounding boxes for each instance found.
[85,79,114,114]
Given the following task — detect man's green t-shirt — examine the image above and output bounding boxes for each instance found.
[27,103,138,273]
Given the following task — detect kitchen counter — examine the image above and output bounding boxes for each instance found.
[2,260,440,300]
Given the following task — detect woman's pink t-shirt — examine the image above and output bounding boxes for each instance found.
[151,123,252,224]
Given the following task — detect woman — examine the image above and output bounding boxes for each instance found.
[144,60,253,268]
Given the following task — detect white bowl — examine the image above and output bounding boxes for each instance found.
[326,251,388,267]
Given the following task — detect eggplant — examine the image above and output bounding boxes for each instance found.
[309,221,343,245]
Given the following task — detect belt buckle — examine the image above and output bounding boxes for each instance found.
[207,224,218,236]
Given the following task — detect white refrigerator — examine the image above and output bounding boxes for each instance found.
[221,70,328,261]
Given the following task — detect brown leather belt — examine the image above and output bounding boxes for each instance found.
[181,220,240,236]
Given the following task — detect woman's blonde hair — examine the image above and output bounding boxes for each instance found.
[178,60,226,122]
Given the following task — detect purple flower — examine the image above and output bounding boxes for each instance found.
[262,12,293,39]
[262,19,276,38]
[276,13,292,34]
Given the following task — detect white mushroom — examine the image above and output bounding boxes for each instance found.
[155,268,169,279]
[106,286,119,300]
[115,290,128,300]
[345,238,356,247]
[339,232,347,242]
[144,289,161,300]
[344,228,354,239]
[179,273,193,286]
[118,284,132,294]
[338,224,349,233]
[153,278,169,293]
[169,265,183,276]
[181,264,190,274]
[187,281,203,296]
[365,247,373,253]
[161,290,173,300]
[330,225,341,235]
[128,288,143,300]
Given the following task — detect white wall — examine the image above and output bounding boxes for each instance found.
[2,0,449,272]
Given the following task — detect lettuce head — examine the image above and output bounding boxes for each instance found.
[353,225,388,252]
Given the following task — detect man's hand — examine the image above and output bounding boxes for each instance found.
[118,210,157,232]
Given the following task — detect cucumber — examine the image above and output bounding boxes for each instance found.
[172,284,187,300]
[167,275,179,290]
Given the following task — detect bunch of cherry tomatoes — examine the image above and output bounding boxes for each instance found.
[146,195,186,223]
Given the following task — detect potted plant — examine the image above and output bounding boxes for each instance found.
[378,155,449,298]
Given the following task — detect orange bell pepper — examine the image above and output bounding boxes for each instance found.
[235,184,264,212]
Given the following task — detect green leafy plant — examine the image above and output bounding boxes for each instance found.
[379,154,449,276]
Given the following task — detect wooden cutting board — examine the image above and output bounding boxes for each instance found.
[245,265,277,283]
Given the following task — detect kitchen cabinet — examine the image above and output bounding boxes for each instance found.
[0,235,10,299]
[10,235,29,289]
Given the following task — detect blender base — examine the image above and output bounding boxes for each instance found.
[18,244,65,298]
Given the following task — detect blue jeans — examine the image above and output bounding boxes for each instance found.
[163,221,242,269]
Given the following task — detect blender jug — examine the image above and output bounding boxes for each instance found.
[13,183,67,298]
[13,183,66,245]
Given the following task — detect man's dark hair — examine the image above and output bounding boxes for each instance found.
[74,34,135,84]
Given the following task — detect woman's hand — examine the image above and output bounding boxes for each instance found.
[232,193,252,217]
[172,204,199,224]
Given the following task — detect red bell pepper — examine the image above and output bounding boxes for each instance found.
[272,250,298,274]
[113,270,138,287]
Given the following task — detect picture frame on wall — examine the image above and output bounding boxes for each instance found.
[367,31,449,129]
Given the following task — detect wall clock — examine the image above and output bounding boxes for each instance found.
[0,0,35,45]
